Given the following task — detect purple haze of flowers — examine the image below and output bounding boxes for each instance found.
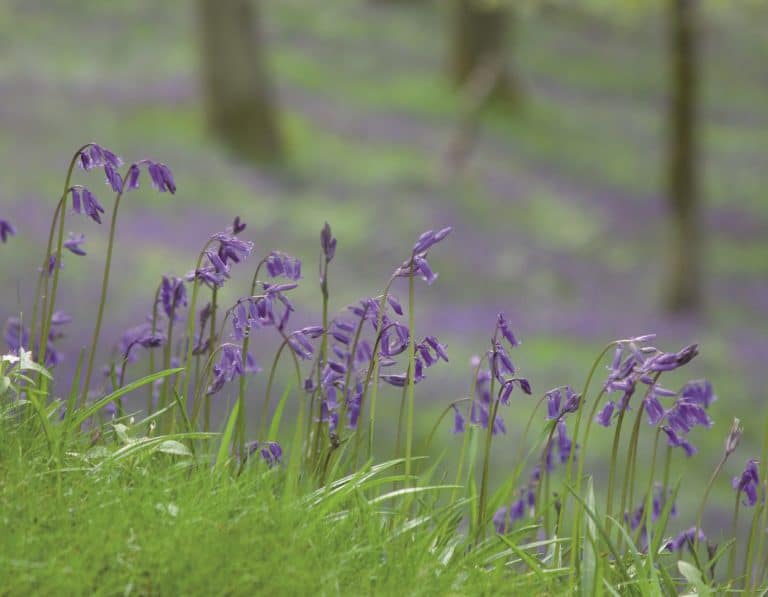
[733,459,760,507]
[0,219,16,243]
[63,233,87,256]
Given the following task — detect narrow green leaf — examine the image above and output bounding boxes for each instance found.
[215,400,240,471]
[73,368,183,428]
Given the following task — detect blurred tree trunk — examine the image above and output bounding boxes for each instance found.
[198,0,283,162]
[665,0,700,312]
[450,0,520,106]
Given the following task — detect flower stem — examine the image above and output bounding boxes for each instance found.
[80,186,126,408]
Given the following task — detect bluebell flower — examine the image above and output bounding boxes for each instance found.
[665,526,706,552]
[63,232,87,256]
[451,404,465,433]
[595,400,615,427]
[160,276,187,319]
[0,219,16,243]
[733,459,760,507]
[321,222,337,263]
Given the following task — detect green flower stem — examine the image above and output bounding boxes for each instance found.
[727,495,740,585]
[404,273,416,492]
[147,282,163,416]
[450,358,486,505]
[336,303,369,438]
[693,449,729,553]
[618,401,647,545]
[477,389,501,539]
[31,144,89,358]
[605,407,628,531]
[561,342,616,575]
[748,408,768,592]
[742,483,764,590]
[80,182,127,409]
[364,281,395,462]
[640,427,661,551]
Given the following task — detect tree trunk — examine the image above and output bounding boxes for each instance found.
[198,0,283,162]
[450,0,520,105]
[665,0,700,312]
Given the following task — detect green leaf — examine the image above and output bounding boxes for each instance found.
[18,350,52,379]
[267,382,292,441]
[677,560,711,596]
[215,400,240,471]
[73,368,183,429]
[582,477,598,597]
[155,440,192,457]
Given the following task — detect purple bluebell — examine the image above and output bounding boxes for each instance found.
[125,164,140,190]
[120,324,165,363]
[733,459,760,507]
[644,390,666,426]
[4,317,29,354]
[265,251,301,281]
[497,313,519,347]
[71,187,104,224]
[104,163,123,193]
[556,419,574,463]
[386,295,403,316]
[499,381,515,405]
[147,162,176,193]
[490,343,515,382]
[516,378,532,395]
[321,222,337,262]
[79,143,122,171]
[451,404,465,433]
[493,507,510,534]
[231,216,247,234]
[160,276,187,319]
[661,426,697,457]
[680,380,716,408]
[644,344,699,373]
[0,219,15,243]
[246,441,282,467]
[63,232,87,256]
[595,401,615,427]
[425,336,448,362]
[412,227,452,254]
[665,527,706,552]
[470,400,506,434]
[207,344,260,396]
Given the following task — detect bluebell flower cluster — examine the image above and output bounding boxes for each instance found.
[595,337,712,457]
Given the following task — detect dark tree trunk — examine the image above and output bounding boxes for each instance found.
[198,0,283,162]
[665,0,700,312]
[450,0,520,105]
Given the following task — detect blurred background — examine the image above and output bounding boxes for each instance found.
[1,0,767,527]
